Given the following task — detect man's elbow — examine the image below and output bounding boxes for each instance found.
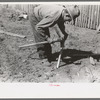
[35,25,44,33]
[35,25,39,31]
[35,25,41,32]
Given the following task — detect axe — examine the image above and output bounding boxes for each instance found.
[19,38,64,69]
[19,38,61,48]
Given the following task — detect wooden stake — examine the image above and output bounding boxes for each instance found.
[56,47,63,69]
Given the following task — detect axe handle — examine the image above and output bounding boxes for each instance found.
[19,41,48,48]
[19,39,61,48]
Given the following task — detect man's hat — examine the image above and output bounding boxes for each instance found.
[67,5,80,20]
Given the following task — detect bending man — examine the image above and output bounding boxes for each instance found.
[29,4,80,63]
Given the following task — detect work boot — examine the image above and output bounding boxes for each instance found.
[37,48,47,59]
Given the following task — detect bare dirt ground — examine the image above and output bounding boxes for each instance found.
[0,7,100,83]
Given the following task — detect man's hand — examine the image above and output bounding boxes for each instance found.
[46,36,62,44]
[59,34,64,41]
[46,35,66,46]
[46,37,53,43]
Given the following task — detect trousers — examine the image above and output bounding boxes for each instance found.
[29,12,52,62]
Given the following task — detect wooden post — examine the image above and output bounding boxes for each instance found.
[81,5,83,28]
[91,5,94,29]
[88,5,91,29]
[96,5,99,29]
[93,5,96,29]
[85,5,88,28]
[83,5,85,28]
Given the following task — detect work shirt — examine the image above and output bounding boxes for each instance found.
[34,5,67,32]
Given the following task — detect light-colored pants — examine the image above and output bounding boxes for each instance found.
[29,12,52,62]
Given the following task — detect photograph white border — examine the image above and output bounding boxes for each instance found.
[0,1,100,98]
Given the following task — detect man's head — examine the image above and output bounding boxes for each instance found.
[62,5,80,22]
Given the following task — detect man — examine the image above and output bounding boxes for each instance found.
[29,4,80,63]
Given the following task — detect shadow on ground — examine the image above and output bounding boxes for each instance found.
[52,49,100,65]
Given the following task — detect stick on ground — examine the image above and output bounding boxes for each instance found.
[0,30,26,38]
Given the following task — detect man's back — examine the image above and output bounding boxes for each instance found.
[34,4,64,19]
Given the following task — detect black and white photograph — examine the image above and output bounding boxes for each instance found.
[0,2,100,83]
[0,1,100,98]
